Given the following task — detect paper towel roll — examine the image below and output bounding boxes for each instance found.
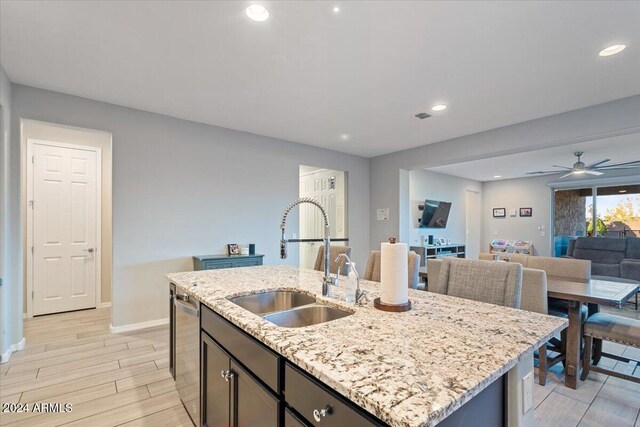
[380,241,409,305]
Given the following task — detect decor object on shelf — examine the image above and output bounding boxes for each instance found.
[249,243,256,255]
[490,240,534,254]
[519,207,532,217]
[493,208,506,218]
[526,151,640,179]
[227,243,240,255]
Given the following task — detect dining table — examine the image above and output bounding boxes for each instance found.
[417,264,638,389]
[546,275,639,389]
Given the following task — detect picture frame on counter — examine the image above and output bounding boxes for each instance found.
[227,243,240,255]
[493,208,506,218]
[519,207,533,217]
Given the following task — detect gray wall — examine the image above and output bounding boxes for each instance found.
[10,85,370,328]
[408,169,481,246]
[481,175,553,256]
[369,95,640,250]
[1,65,21,357]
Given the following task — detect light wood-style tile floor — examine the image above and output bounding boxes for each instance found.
[0,308,191,426]
[2,307,639,426]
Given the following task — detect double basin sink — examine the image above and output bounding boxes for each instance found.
[229,290,352,328]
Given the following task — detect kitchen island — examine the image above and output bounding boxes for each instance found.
[168,265,566,427]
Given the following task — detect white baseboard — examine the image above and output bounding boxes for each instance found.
[109,318,169,334]
[99,302,112,309]
[1,337,26,364]
[23,313,27,319]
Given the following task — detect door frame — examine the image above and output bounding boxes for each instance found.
[26,138,102,318]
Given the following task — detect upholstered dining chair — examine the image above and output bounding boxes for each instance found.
[314,245,352,275]
[363,250,421,289]
[430,257,523,308]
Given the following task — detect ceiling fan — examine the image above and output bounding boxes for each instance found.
[526,151,640,179]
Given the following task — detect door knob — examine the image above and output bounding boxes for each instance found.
[83,248,95,253]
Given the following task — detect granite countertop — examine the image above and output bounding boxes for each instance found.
[167,265,567,427]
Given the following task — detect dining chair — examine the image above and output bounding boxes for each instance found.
[528,257,594,360]
[314,245,352,275]
[430,257,522,308]
[363,250,421,289]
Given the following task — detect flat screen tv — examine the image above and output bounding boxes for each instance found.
[419,199,452,228]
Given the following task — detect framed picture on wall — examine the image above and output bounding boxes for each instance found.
[493,208,506,218]
[519,207,533,217]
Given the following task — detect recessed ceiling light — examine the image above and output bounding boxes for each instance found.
[340,134,349,141]
[246,4,269,22]
[493,175,502,179]
[619,189,628,193]
[431,104,447,111]
[333,6,340,13]
[598,44,626,57]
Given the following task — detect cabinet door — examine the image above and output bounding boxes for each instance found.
[202,332,231,427]
[231,360,280,427]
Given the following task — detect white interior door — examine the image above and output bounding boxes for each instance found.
[465,190,481,259]
[31,140,99,315]
[299,168,346,269]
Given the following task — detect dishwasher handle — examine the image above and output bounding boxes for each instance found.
[174,294,199,317]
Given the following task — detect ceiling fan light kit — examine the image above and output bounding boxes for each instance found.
[526,151,640,179]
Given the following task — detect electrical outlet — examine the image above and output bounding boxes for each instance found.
[522,372,533,413]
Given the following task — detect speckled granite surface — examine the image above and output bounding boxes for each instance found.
[167,265,566,427]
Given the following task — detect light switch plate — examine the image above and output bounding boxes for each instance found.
[522,371,534,413]
[377,208,389,221]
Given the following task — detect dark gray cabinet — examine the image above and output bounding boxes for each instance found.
[193,254,265,271]
[232,359,280,427]
[201,306,279,427]
[201,332,231,427]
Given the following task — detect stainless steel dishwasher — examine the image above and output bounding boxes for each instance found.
[174,289,200,425]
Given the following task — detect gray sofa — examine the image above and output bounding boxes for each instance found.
[566,237,640,281]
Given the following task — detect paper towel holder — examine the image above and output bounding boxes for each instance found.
[374,298,412,312]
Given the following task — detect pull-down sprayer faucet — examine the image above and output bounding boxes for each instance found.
[280,198,336,297]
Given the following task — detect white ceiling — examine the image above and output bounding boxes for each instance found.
[428,134,640,182]
[1,1,639,157]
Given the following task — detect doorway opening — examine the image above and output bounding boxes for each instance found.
[298,166,348,270]
[23,120,112,318]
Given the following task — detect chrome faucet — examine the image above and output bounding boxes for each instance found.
[280,198,336,297]
[335,254,368,306]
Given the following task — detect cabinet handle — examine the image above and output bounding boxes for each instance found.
[313,405,332,422]
[220,369,235,382]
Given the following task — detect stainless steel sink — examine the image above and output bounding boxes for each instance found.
[262,305,352,328]
[229,291,316,315]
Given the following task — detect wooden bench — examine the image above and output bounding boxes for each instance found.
[581,313,640,384]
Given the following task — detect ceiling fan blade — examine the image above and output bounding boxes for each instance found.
[597,160,640,168]
[594,166,640,171]
[559,172,574,179]
[551,165,573,170]
[526,170,563,175]
[586,159,610,168]
[585,170,604,176]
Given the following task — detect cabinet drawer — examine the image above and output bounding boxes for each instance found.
[201,305,280,393]
[235,260,260,267]
[204,261,234,270]
[284,363,383,427]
